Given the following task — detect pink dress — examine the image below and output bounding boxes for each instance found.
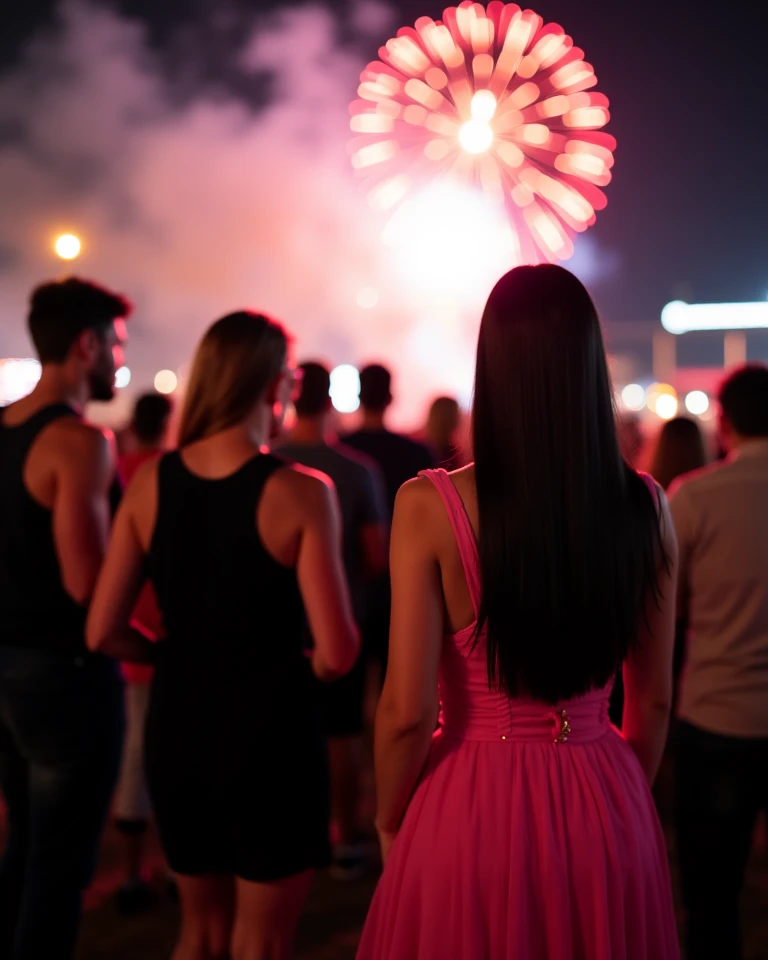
[357,469,679,960]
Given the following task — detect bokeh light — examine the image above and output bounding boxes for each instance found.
[646,382,677,416]
[0,359,41,406]
[655,394,679,420]
[154,369,178,395]
[620,383,645,412]
[115,366,131,389]
[685,390,709,416]
[350,1,616,263]
[356,287,379,309]
[54,233,81,260]
[330,364,361,414]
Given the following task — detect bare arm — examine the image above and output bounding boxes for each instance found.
[374,479,443,849]
[86,468,157,662]
[296,476,359,680]
[52,425,114,606]
[622,486,678,784]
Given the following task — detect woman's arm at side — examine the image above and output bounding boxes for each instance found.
[294,472,359,679]
[374,478,444,855]
[622,487,679,784]
[86,463,157,662]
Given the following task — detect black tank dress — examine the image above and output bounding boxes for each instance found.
[144,451,330,881]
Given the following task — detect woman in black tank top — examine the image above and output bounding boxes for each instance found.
[87,312,359,960]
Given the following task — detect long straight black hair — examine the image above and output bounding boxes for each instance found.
[472,264,664,703]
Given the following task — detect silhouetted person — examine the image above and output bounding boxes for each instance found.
[424,395,466,470]
[345,365,433,676]
[670,364,768,960]
[345,364,433,517]
[113,391,174,914]
[649,416,708,491]
[276,361,387,880]
[0,277,130,960]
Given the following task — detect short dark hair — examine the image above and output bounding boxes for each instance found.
[719,364,768,437]
[294,361,331,417]
[28,277,132,364]
[359,363,392,412]
[132,393,173,446]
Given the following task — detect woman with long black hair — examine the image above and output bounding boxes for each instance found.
[357,265,679,959]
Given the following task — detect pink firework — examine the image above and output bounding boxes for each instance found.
[349,1,616,263]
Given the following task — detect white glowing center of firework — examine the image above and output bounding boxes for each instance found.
[459,120,493,154]
[459,91,497,154]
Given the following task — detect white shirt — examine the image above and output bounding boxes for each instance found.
[669,440,768,738]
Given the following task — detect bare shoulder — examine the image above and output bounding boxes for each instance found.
[394,475,444,526]
[266,461,336,515]
[123,456,161,502]
[51,418,113,470]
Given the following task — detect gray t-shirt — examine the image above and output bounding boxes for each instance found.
[274,441,386,619]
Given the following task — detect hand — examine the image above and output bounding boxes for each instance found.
[377,826,397,865]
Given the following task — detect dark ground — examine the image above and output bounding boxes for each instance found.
[74,761,768,960]
[1,754,765,958]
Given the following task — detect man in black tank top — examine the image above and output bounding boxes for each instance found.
[0,278,131,959]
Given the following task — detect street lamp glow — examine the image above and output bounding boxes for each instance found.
[54,234,81,260]
[661,300,768,334]
[685,390,709,416]
[620,383,645,411]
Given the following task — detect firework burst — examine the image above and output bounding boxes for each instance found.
[349,1,616,263]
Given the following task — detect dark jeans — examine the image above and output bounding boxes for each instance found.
[0,648,124,960]
[676,719,768,960]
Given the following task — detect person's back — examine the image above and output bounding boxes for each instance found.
[669,364,768,960]
[275,360,386,878]
[0,405,92,652]
[149,450,305,661]
[649,416,708,492]
[357,266,679,960]
[87,311,359,960]
[0,277,129,960]
[671,451,768,732]
[275,439,385,618]
[344,364,433,516]
[112,392,173,914]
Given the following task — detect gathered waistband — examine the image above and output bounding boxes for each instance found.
[440,694,612,745]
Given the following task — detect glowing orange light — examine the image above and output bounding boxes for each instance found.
[349,1,616,263]
[54,233,81,260]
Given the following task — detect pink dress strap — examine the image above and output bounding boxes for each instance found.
[419,468,482,618]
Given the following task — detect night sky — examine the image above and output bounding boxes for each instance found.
[2,0,767,346]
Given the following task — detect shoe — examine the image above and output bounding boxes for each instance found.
[329,841,371,882]
[115,879,154,916]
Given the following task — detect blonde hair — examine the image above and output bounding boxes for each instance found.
[178,311,289,447]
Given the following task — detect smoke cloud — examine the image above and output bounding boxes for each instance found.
[0,1,620,424]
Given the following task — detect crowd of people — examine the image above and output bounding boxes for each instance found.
[0,269,767,960]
